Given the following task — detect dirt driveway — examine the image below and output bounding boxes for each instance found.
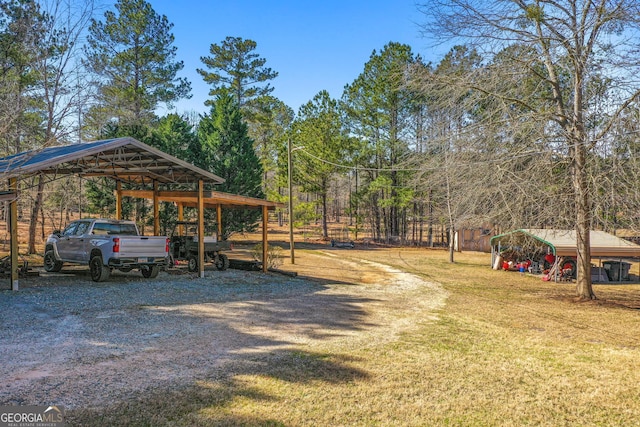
[0,248,446,410]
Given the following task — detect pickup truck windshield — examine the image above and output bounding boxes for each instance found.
[92,222,138,236]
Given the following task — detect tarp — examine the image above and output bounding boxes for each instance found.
[490,229,640,258]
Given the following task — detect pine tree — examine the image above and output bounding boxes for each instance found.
[342,42,416,242]
[84,0,190,129]
[291,90,352,239]
[0,0,47,155]
[198,90,264,238]
[153,113,201,164]
[197,36,277,110]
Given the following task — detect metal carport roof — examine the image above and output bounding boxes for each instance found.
[0,137,224,186]
[490,229,640,258]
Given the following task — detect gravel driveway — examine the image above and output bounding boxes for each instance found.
[0,251,446,413]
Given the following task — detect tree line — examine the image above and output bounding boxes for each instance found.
[3,0,640,300]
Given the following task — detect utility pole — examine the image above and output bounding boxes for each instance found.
[288,138,295,264]
[288,140,304,264]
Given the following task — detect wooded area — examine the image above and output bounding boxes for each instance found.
[3,0,640,300]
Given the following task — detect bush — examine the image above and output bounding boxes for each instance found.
[252,243,283,269]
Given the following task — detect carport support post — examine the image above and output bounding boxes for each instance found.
[216,204,222,238]
[115,181,122,220]
[197,180,205,278]
[9,178,18,291]
[262,205,268,273]
[153,180,159,236]
[177,203,184,235]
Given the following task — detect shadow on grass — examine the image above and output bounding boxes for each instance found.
[66,349,367,426]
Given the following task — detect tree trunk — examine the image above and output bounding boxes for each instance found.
[27,176,45,254]
[412,202,418,245]
[372,193,381,241]
[321,191,328,239]
[570,61,595,300]
[428,191,434,247]
[419,200,424,246]
[573,142,595,299]
[448,226,455,263]
[40,205,45,240]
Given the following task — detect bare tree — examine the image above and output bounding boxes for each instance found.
[0,0,47,156]
[418,0,640,300]
[26,0,96,254]
[407,45,503,262]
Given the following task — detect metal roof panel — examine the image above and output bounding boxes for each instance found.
[0,137,224,186]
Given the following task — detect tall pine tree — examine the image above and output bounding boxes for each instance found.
[84,0,190,130]
[0,0,47,155]
[342,42,416,242]
[197,36,277,110]
[198,90,264,238]
[291,90,352,239]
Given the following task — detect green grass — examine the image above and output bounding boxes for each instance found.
[67,248,640,426]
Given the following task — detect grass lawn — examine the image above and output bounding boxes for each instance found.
[69,248,640,426]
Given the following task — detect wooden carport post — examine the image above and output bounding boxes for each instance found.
[9,178,18,291]
[153,180,160,235]
[262,205,268,273]
[115,181,122,220]
[177,203,184,235]
[197,180,205,278]
[216,204,222,238]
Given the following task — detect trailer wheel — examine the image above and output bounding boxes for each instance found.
[141,264,159,279]
[43,250,63,272]
[215,253,229,271]
[89,256,110,282]
[187,255,198,272]
[561,258,577,279]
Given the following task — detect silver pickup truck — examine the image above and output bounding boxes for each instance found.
[44,218,169,282]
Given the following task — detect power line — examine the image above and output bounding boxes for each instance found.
[294,146,559,173]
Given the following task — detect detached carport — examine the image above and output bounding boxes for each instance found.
[490,229,640,281]
[0,137,280,290]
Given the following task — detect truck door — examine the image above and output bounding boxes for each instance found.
[65,221,91,261]
[56,222,78,260]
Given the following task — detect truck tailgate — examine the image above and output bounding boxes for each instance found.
[117,236,168,258]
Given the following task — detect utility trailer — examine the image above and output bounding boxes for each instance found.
[169,221,231,272]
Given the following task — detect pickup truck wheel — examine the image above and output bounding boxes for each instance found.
[215,253,229,271]
[43,250,63,272]
[89,256,110,282]
[141,264,159,279]
[187,255,198,272]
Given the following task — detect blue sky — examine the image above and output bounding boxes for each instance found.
[147,0,437,116]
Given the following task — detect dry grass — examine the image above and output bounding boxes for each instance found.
[67,247,640,426]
